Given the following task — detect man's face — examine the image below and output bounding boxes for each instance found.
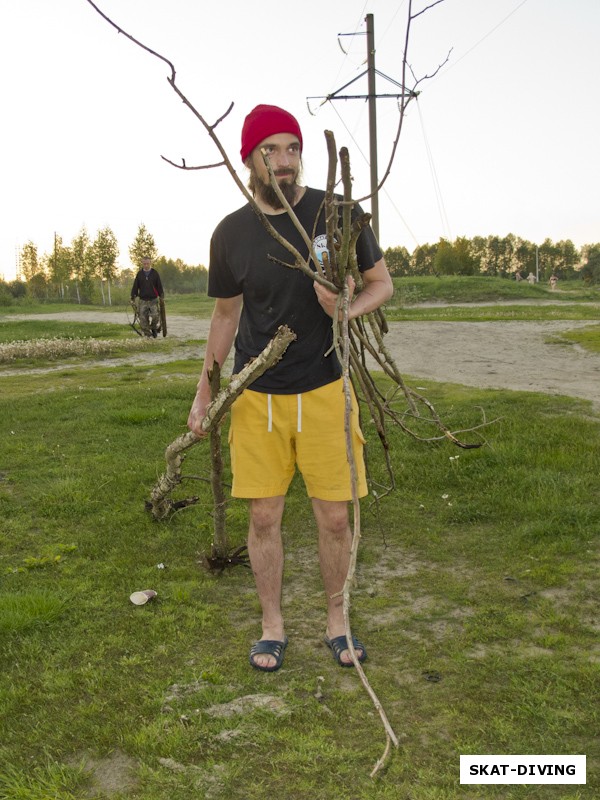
[248,132,302,208]
[142,259,151,271]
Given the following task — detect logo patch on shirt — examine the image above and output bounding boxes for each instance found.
[312,234,329,268]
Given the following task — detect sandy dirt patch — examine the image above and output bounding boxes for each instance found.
[4,310,600,409]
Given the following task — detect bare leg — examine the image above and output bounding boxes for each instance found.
[312,498,364,665]
[247,496,286,669]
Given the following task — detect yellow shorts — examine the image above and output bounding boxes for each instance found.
[228,378,367,501]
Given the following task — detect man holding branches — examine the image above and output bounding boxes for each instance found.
[187,104,393,671]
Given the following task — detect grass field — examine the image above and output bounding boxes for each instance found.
[390,276,600,306]
[0,281,598,799]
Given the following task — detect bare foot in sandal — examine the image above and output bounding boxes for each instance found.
[324,633,367,667]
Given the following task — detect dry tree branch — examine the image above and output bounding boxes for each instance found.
[161,156,226,171]
[84,0,334,288]
[334,155,399,778]
[258,151,334,287]
[411,0,447,21]
[207,360,228,560]
[340,277,400,778]
[148,326,296,520]
[85,0,176,77]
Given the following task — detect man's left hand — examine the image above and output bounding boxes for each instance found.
[314,276,355,320]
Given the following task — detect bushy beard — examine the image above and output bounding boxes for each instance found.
[248,164,302,209]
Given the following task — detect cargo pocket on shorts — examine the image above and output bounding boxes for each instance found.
[352,416,367,446]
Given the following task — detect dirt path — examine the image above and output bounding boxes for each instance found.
[4,310,600,408]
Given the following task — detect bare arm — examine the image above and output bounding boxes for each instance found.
[313,258,394,320]
[187,295,243,436]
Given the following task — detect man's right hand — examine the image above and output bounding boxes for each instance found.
[187,387,211,438]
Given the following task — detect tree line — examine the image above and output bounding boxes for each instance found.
[1,223,207,306]
[384,234,600,284]
[3,229,600,307]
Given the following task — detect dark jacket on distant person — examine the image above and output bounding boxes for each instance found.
[131,268,164,301]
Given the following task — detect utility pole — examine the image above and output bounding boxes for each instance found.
[307,14,417,244]
[366,14,379,242]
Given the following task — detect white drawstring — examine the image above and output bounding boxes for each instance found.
[266,393,302,432]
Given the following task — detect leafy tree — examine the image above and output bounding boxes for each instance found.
[580,244,600,285]
[454,237,477,275]
[47,234,72,298]
[514,238,536,278]
[19,241,40,281]
[153,256,180,289]
[469,236,487,273]
[115,268,135,288]
[537,238,560,280]
[8,280,27,299]
[535,238,581,280]
[129,223,158,269]
[382,246,411,277]
[153,256,208,293]
[92,226,119,305]
[434,238,458,275]
[411,243,437,275]
[483,234,516,276]
[0,280,13,306]
[70,227,93,303]
[28,270,49,300]
[434,237,477,275]
[554,239,580,279]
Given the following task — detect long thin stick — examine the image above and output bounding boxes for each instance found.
[339,283,399,777]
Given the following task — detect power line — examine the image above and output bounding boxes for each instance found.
[416,99,452,240]
[432,0,531,82]
[377,0,408,47]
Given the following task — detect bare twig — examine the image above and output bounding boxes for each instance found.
[160,156,226,171]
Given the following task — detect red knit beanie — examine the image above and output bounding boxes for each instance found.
[240,104,303,162]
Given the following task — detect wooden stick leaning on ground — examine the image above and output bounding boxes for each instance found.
[333,153,400,777]
[148,326,296,521]
[339,282,400,778]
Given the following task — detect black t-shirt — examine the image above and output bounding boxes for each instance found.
[208,187,383,393]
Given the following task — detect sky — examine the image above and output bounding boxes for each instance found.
[1,0,599,281]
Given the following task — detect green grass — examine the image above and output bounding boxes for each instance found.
[0,591,66,634]
[547,324,600,353]
[391,275,600,305]
[384,276,600,321]
[0,292,216,319]
[386,303,600,322]
[1,352,599,798]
